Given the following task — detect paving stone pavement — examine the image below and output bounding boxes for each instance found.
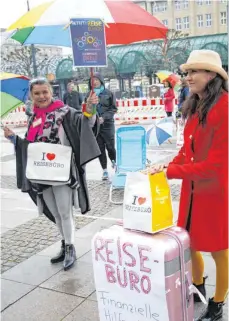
[1,174,181,274]
[0,178,122,273]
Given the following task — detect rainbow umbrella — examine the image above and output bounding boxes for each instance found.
[156,70,173,82]
[7,0,167,46]
[0,72,29,117]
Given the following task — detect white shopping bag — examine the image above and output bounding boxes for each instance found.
[26,142,72,185]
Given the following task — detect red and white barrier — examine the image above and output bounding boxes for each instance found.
[1,105,27,127]
[116,98,178,108]
[114,105,167,124]
[10,106,26,113]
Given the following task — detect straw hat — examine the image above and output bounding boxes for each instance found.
[180,50,228,81]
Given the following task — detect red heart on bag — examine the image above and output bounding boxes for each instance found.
[46,153,56,161]
[138,197,146,205]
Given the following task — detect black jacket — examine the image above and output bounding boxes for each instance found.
[86,73,117,122]
[15,108,100,223]
[63,91,83,111]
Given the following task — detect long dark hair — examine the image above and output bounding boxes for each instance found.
[182,74,228,125]
[164,80,172,89]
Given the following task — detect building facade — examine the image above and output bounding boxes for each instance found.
[134,0,228,36]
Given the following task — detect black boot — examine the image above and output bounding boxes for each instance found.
[50,240,65,264]
[198,298,224,320]
[193,276,208,303]
[63,244,76,271]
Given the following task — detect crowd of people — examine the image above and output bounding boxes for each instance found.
[3,49,228,321]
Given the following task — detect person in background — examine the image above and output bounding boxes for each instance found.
[86,73,117,180]
[150,50,228,321]
[63,82,83,112]
[163,80,175,117]
[25,99,33,122]
[3,78,100,271]
[176,78,189,119]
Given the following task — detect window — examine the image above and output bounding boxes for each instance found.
[162,19,168,27]
[183,16,190,29]
[175,1,181,10]
[196,0,203,5]
[206,13,212,27]
[220,12,227,25]
[197,15,204,27]
[205,0,211,4]
[183,0,189,9]
[152,1,167,13]
[220,0,227,3]
[176,18,182,30]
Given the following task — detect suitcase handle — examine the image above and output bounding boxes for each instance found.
[185,274,192,306]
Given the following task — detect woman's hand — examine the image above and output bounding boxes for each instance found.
[3,126,15,139]
[99,117,104,124]
[86,91,98,114]
[149,164,168,175]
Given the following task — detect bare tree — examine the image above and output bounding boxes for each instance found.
[155,29,191,71]
[1,46,50,77]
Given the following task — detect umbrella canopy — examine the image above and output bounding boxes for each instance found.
[156,70,173,82]
[7,0,167,46]
[0,72,30,117]
[163,74,180,89]
[146,117,174,146]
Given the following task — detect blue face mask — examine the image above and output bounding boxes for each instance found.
[94,85,105,96]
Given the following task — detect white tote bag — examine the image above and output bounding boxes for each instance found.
[26,142,72,185]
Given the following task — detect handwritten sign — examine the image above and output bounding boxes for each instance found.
[176,119,185,148]
[69,18,107,67]
[92,225,169,321]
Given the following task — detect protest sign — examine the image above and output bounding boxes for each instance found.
[70,18,107,67]
[92,226,169,321]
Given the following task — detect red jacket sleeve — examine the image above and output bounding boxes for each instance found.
[169,145,186,165]
[164,89,175,101]
[167,104,228,181]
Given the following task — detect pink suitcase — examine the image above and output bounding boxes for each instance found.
[160,226,194,321]
[92,225,194,321]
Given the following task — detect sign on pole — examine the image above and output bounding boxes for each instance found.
[69,18,107,68]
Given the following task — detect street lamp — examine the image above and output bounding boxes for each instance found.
[27,0,38,77]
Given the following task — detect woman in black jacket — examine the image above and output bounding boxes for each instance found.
[86,73,117,180]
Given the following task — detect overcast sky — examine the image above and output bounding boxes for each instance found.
[0,0,49,29]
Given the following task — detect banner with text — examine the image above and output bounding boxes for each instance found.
[92,225,169,321]
[70,18,107,67]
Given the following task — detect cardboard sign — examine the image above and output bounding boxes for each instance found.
[92,225,169,321]
[70,18,107,67]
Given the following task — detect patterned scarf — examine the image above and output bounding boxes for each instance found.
[27,100,69,143]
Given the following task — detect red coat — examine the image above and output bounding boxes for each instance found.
[167,92,228,252]
[164,88,175,112]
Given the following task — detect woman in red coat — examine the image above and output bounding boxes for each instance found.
[151,50,228,321]
[163,80,175,117]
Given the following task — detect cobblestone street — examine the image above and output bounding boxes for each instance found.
[0,173,182,273]
[1,178,122,273]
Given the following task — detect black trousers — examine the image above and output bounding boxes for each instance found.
[166,111,172,117]
[97,121,116,170]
